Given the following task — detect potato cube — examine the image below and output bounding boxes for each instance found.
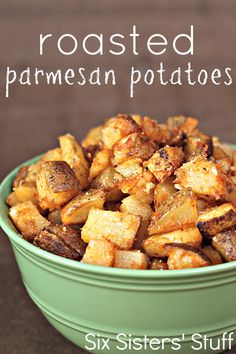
[36,161,79,210]
[9,201,50,241]
[59,133,89,189]
[82,239,116,267]
[34,230,80,260]
[144,146,184,183]
[112,132,157,166]
[61,189,105,225]
[142,117,171,144]
[6,192,19,207]
[167,116,199,135]
[13,166,29,188]
[148,189,198,235]
[119,170,156,204]
[167,244,211,270]
[114,250,148,269]
[184,131,213,160]
[81,208,140,249]
[120,195,152,221]
[143,227,202,257]
[115,158,143,178]
[89,149,111,182]
[212,230,236,261]
[14,183,38,205]
[91,167,124,202]
[101,114,140,149]
[197,203,236,238]
[175,156,228,202]
[154,178,176,210]
[41,147,62,162]
[81,125,102,148]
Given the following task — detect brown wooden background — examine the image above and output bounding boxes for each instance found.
[0,1,236,353]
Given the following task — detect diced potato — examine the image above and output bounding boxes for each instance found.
[167,244,211,270]
[150,258,168,270]
[82,239,116,267]
[41,148,62,162]
[24,162,42,185]
[142,117,171,144]
[197,203,236,238]
[216,158,232,175]
[34,230,80,260]
[91,167,124,202]
[202,246,222,265]
[13,166,29,188]
[9,201,50,241]
[223,175,236,206]
[45,224,86,259]
[101,114,140,149]
[114,250,148,269]
[212,230,236,261]
[112,132,157,166]
[36,161,79,210]
[59,133,89,189]
[143,227,202,257]
[6,192,19,207]
[14,183,38,205]
[175,156,228,202]
[144,146,184,183]
[47,209,62,224]
[81,125,102,148]
[119,170,156,204]
[148,189,198,235]
[61,189,105,225]
[120,195,152,221]
[167,116,199,135]
[81,208,140,249]
[89,149,111,182]
[184,130,213,160]
[154,178,176,210]
[115,158,143,178]
[196,198,214,213]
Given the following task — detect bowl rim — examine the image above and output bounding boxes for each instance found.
[1,151,236,279]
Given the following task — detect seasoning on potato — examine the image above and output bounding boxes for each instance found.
[6,113,236,269]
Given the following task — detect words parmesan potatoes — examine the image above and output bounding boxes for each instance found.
[7,114,236,270]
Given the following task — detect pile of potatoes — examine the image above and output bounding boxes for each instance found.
[7,114,236,270]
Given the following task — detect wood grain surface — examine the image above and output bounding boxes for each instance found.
[0,1,236,353]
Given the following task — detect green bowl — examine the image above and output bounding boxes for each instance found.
[1,155,236,354]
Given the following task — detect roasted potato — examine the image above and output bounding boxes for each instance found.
[89,149,112,182]
[197,203,236,238]
[91,167,124,202]
[114,250,148,269]
[47,209,62,224]
[144,146,184,183]
[81,208,140,249]
[154,177,176,210]
[82,239,116,267]
[120,195,152,221]
[59,134,89,189]
[34,230,80,260]
[6,192,19,207]
[184,131,213,160]
[14,183,38,205]
[115,158,143,178]
[212,230,236,261]
[167,243,211,270]
[148,188,198,235]
[112,132,157,166]
[45,224,86,259]
[41,147,62,162]
[167,116,199,135]
[36,161,79,210]
[101,114,140,149]
[143,227,202,257]
[82,125,102,148]
[119,169,156,204]
[133,219,150,250]
[175,156,229,202]
[9,201,50,241]
[61,189,105,225]
[142,116,172,144]
[13,166,29,188]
